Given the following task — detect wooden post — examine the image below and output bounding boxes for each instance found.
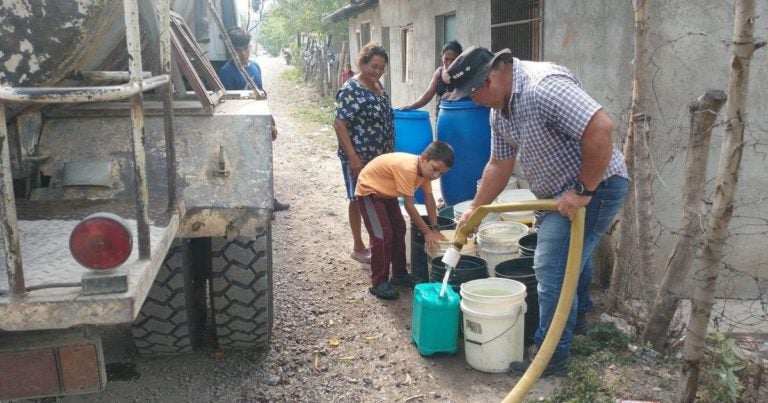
[642,90,726,352]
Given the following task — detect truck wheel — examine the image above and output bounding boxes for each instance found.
[210,226,273,349]
[131,239,206,355]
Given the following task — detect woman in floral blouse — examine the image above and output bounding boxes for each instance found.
[333,43,395,264]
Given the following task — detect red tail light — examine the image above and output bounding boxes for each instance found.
[69,213,133,271]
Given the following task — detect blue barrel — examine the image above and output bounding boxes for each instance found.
[394,109,433,203]
[437,100,491,206]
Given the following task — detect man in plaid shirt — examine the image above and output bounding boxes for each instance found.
[447,46,629,376]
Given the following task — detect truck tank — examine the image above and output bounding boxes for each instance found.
[0,1,126,87]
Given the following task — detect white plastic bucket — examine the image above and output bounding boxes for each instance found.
[476,221,529,276]
[460,278,527,373]
[494,189,537,224]
[453,200,500,225]
[477,177,518,191]
[426,229,477,258]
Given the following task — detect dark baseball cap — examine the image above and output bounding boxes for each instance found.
[445,46,512,101]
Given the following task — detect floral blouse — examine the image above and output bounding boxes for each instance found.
[334,77,394,164]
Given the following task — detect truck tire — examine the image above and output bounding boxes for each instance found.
[131,239,206,355]
[210,226,273,349]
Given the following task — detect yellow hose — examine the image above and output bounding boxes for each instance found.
[451,200,584,403]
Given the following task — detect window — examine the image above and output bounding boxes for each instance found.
[356,31,362,50]
[443,14,456,44]
[435,13,456,66]
[361,22,371,46]
[491,0,541,60]
[401,26,413,82]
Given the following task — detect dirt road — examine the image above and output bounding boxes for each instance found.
[59,54,559,402]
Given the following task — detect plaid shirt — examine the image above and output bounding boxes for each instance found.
[491,58,628,199]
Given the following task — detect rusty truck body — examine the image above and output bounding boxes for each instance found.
[0,0,274,399]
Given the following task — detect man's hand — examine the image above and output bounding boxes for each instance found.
[557,190,591,220]
[456,206,480,239]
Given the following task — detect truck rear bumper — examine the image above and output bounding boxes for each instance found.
[0,212,179,331]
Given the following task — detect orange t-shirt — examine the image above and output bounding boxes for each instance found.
[355,153,432,199]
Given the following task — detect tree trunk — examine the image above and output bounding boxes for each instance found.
[642,90,726,352]
[676,1,763,400]
[316,47,325,97]
[609,0,650,310]
[338,41,348,86]
[630,0,656,307]
[609,119,636,311]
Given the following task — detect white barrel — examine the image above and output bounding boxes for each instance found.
[495,189,537,224]
[460,278,527,372]
[476,221,529,276]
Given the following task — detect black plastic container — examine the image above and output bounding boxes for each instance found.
[495,257,538,347]
[429,255,488,293]
[518,232,538,257]
[411,215,455,281]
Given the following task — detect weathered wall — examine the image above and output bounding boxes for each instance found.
[349,0,491,113]
[544,0,768,297]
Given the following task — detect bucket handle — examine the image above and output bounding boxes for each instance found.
[464,303,525,346]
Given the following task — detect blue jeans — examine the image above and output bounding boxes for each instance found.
[533,176,629,360]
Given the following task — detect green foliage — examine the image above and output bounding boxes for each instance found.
[571,322,630,357]
[293,95,336,127]
[260,0,348,55]
[588,321,630,352]
[279,66,303,83]
[543,322,634,402]
[542,353,614,403]
[700,332,745,403]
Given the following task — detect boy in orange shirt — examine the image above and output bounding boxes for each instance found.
[355,141,454,300]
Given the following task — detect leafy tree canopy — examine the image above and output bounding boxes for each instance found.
[260,0,347,55]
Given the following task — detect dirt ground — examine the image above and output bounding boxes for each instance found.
[55,54,679,403]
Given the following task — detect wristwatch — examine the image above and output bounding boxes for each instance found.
[574,181,595,197]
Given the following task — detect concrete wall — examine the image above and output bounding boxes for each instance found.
[544,0,768,297]
[346,0,768,297]
[349,0,491,112]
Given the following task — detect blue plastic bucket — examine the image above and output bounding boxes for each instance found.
[394,109,433,203]
[437,100,491,206]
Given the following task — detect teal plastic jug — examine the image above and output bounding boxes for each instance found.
[411,283,460,356]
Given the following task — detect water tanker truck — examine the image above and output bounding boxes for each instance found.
[0,0,274,398]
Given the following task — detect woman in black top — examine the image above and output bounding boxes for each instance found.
[400,41,463,112]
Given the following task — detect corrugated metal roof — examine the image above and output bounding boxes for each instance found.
[323,0,378,24]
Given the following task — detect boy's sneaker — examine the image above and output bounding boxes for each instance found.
[390,274,420,288]
[574,313,590,335]
[369,282,399,300]
[508,345,570,377]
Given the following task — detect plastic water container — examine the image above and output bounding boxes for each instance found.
[437,100,491,206]
[452,200,500,226]
[410,215,455,281]
[518,232,538,257]
[429,255,489,293]
[494,189,537,224]
[477,176,518,191]
[460,278,527,372]
[426,229,477,258]
[412,283,461,356]
[495,257,538,347]
[476,221,529,276]
[394,109,433,203]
